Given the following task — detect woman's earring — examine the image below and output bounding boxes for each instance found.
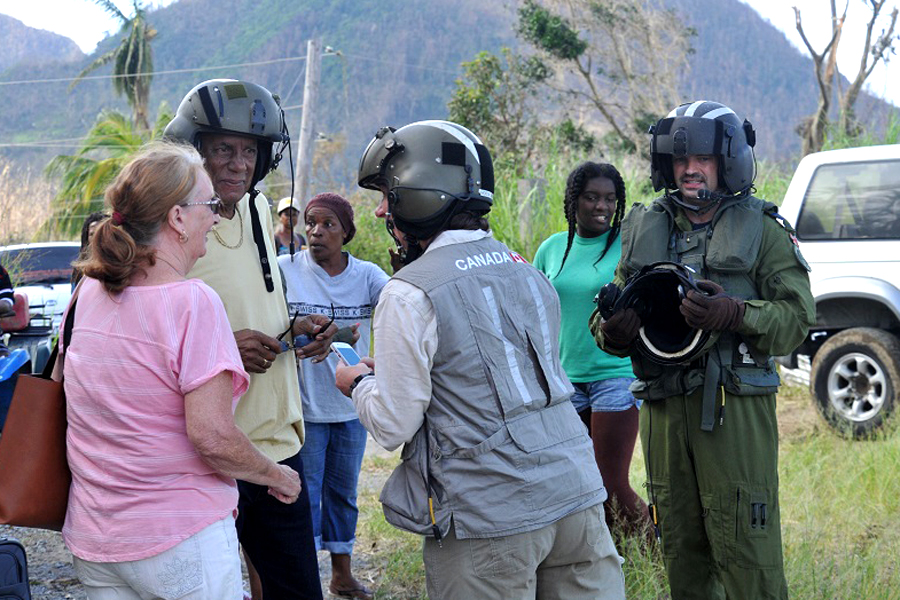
[180,230,189,243]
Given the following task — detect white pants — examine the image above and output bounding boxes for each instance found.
[73,516,243,600]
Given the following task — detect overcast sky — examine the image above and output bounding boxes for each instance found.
[0,0,897,105]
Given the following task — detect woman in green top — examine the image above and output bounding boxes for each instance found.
[533,161,651,535]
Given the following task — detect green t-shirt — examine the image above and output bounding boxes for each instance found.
[533,231,634,383]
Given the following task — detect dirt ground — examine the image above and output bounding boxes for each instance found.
[2,437,398,599]
[5,382,818,599]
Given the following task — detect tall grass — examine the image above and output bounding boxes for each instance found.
[0,159,58,246]
[353,383,900,598]
[822,111,900,151]
[344,189,395,274]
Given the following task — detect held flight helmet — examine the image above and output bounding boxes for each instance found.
[649,100,757,212]
[598,262,717,365]
[164,79,290,193]
[358,120,494,263]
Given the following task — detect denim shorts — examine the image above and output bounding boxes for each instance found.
[571,377,641,413]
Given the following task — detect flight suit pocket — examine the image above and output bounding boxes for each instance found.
[731,486,783,569]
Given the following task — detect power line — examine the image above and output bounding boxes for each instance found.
[0,137,120,149]
[0,50,461,88]
[0,50,463,151]
[0,55,310,87]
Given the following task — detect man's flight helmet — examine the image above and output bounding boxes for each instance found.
[164,79,289,191]
[599,262,717,365]
[649,100,756,195]
[358,120,494,239]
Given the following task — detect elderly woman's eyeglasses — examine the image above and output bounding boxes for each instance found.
[182,196,223,215]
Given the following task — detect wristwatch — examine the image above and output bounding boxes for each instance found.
[349,372,373,394]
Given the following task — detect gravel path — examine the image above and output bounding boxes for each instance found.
[3,435,397,599]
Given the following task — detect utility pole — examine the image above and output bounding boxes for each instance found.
[296,38,322,212]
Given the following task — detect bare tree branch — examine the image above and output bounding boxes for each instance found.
[838,0,898,137]
[791,0,900,154]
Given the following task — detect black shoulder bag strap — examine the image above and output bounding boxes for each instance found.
[247,190,275,293]
[43,297,77,380]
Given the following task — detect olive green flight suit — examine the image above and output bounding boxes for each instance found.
[591,194,815,600]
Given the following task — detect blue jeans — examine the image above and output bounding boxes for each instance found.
[235,451,323,599]
[571,377,641,413]
[299,420,368,555]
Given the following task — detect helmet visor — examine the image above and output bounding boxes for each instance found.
[652,117,721,158]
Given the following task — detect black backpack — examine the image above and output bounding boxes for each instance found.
[0,537,30,600]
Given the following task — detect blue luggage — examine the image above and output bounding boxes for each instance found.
[0,536,30,599]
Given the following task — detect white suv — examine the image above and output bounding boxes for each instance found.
[778,144,900,438]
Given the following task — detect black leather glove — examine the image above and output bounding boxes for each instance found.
[679,279,745,331]
[600,308,641,349]
[596,282,621,320]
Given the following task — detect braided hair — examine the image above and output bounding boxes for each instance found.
[555,161,627,277]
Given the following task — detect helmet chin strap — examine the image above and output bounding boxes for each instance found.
[384,215,424,265]
[400,240,424,264]
[668,188,731,216]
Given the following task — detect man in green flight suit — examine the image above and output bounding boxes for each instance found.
[590,100,815,599]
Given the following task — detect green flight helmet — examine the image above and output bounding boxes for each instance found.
[164,79,289,190]
[649,100,757,195]
[357,120,494,239]
[610,262,719,365]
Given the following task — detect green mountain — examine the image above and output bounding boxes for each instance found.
[0,0,894,183]
[0,14,84,72]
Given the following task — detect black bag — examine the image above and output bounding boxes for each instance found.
[0,537,30,600]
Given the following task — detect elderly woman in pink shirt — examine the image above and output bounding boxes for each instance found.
[61,141,301,599]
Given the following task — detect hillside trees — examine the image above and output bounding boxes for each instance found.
[450,49,545,163]
[450,48,602,199]
[795,0,899,155]
[515,0,695,154]
[71,0,157,132]
[448,48,596,172]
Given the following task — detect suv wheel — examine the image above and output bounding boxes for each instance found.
[810,327,900,439]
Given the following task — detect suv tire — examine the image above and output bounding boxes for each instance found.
[810,327,900,439]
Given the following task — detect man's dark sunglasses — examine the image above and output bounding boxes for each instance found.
[278,303,335,351]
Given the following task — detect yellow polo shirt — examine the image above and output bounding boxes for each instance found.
[188,192,304,462]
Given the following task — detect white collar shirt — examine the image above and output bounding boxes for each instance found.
[351,228,492,450]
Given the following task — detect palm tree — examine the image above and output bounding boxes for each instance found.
[71,0,157,132]
[43,106,172,238]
